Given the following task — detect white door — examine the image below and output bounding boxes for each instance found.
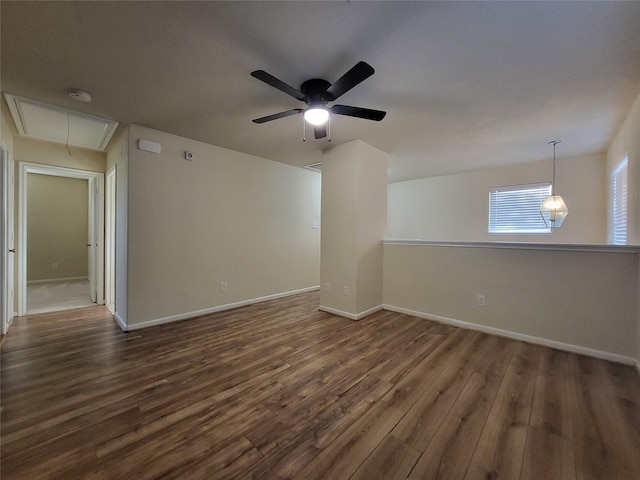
[1,146,15,334]
[105,166,116,314]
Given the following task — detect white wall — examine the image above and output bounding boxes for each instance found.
[388,154,606,244]
[125,125,320,326]
[384,242,638,363]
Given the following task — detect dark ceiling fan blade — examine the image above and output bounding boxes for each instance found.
[251,70,306,101]
[252,109,303,124]
[313,124,327,139]
[331,104,386,121]
[326,61,375,101]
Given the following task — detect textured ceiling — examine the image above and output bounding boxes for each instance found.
[2,1,639,182]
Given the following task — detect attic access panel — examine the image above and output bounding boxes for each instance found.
[4,93,119,151]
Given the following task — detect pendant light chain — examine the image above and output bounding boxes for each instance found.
[549,140,561,195]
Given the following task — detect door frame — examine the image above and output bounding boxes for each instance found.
[104,165,116,314]
[1,143,14,334]
[17,162,104,316]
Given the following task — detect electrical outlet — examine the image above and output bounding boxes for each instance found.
[52,262,59,270]
[344,286,349,296]
[476,295,486,307]
[325,283,331,292]
[220,281,228,292]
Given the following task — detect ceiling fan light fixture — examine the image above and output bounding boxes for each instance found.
[304,107,329,126]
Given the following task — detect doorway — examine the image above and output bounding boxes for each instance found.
[18,163,104,316]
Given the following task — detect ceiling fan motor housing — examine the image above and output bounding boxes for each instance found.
[300,79,332,105]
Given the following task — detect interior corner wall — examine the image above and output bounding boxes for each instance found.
[387,154,607,244]
[125,125,320,326]
[106,126,129,325]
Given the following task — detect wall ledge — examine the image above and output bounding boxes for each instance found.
[383,239,640,254]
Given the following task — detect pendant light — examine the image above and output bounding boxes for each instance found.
[540,140,568,228]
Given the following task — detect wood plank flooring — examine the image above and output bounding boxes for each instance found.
[1,291,639,479]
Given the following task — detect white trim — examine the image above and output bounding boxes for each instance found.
[122,286,320,331]
[27,276,88,285]
[104,165,116,315]
[383,239,640,254]
[113,311,127,332]
[319,304,383,321]
[383,304,636,366]
[0,143,13,335]
[18,162,105,315]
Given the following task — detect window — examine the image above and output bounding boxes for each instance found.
[489,183,551,234]
[611,156,628,245]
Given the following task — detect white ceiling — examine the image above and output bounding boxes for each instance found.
[2,1,639,182]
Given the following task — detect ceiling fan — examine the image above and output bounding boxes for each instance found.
[251,61,386,139]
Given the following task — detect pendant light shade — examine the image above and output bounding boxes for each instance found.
[540,194,568,228]
[540,140,568,228]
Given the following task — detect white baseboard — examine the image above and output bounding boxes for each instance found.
[27,276,88,285]
[113,311,127,332]
[319,304,383,321]
[123,285,320,331]
[383,304,636,366]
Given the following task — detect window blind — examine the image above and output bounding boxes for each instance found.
[489,183,551,234]
[612,157,628,245]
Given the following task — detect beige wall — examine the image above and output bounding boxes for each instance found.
[388,154,607,244]
[126,125,320,325]
[320,142,359,315]
[320,140,388,317]
[383,242,638,361]
[106,126,129,323]
[1,103,16,152]
[14,136,106,173]
[608,92,640,246]
[607,91,640,366]
[27,174,88,281]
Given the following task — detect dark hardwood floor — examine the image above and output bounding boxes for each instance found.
[1,291,639,479]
